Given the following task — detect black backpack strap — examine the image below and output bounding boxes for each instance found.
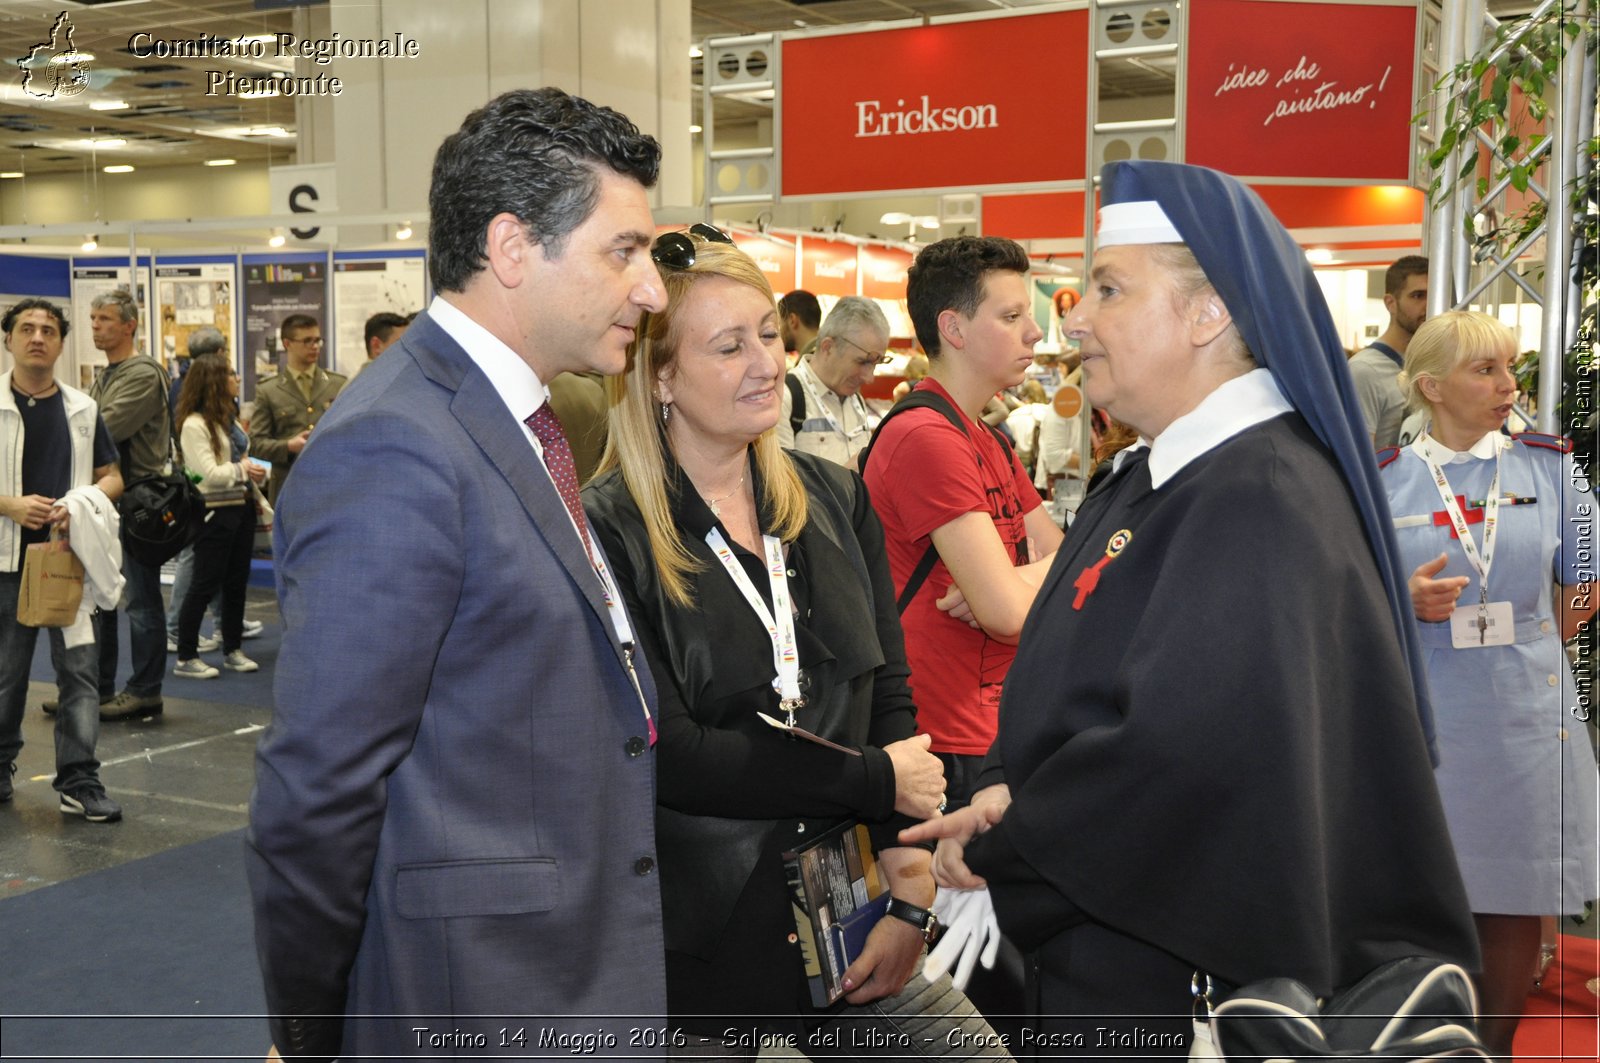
[860,386,979,613]
[896,547,941,614]
[786,374,806,436]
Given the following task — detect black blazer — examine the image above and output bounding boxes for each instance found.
[585,448,922,1018]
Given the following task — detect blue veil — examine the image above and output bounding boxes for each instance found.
[1099,160,1437,756]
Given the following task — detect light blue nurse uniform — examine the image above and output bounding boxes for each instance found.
[1382,431,1597,914]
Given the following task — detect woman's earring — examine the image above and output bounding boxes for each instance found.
[661,401,671,424]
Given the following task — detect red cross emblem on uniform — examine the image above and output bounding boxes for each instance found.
[1072,529,1132,610]
[1432,495,1483,539]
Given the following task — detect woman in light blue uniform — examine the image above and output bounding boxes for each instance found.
[1380,310,1597,1056]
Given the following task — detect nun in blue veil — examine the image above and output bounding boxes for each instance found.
[902,161,1480,1053]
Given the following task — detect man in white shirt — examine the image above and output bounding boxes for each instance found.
[246,87,669,1062]
[779,295,889,467]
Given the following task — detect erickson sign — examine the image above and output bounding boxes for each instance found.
[781,9,1088,198]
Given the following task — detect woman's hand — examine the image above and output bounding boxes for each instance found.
[244,460,267,485]
[898,783,1011,889]
[1409,552,1470,622]
[883,733,944,819]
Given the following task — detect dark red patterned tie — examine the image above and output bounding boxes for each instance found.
[525,401,656,745]
[524,402,593,553]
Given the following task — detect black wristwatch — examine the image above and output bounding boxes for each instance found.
[885,897,938,943]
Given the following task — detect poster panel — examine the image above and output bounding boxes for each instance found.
[799,238,859,298]
[859,245,913,302]
[731,233,798,295]
[781,10,1089,197]
[331,255,427,377]
[1185,0,1418,182]
[242,256,328,403]
[156,262,235,370]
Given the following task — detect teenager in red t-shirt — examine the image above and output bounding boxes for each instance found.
[864,236,1065,805]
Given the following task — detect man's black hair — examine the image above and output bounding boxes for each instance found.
[778,290,821,330]
[365,311,410,348]
[1384,255,1429,298]
[428,87,661,294]
[906,236,1030,357]
[2,297,69,340]
[280,313,319,344]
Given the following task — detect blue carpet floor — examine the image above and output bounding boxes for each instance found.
[0,828,269,1060]
[27,606,280,711]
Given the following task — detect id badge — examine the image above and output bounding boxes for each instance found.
[1449,601,1515,648]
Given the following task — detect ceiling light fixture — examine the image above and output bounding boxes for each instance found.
[103,164,134,173]
[81,235,98,252]
[90,100,129,112]
[268,229,287,248]
[689,124,703,135]
[205,158,237,167]
[394,222,413,241]
[689,45,703,58]
[0,172,22,180]
[1305,247,1335,264]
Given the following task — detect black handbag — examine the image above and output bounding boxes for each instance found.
[118,374,207,567]
[1205,956,1490,1061]
[120,469,206,566]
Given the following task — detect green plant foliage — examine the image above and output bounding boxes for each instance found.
[1423,2,1596,479]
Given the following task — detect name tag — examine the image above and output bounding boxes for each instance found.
[1450,601,1515,649]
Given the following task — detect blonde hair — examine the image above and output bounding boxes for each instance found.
[595,239,808,607]
[1398,310,1516,413]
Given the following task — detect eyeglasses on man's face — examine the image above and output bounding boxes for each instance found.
[836,334,891,367]
[287,335,323,347]
[650,223,735,272]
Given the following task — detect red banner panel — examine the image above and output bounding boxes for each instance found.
[1253,184,1424,228]
[799,237,859,297]
[1185,0,1417,182]
[731,232,799,293]
[781,10,1089,197]
[982,191,1089,241]
[859,245,914,300]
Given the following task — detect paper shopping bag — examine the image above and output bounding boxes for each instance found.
[17,531,85,627]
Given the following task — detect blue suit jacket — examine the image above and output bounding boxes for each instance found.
[245,311,666,1060]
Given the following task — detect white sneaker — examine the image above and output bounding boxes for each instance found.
[222,650,259,673]
[166,633,220,654]
[241,619,264,639]
[173,658,220,679]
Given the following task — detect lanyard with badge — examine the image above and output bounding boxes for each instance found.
[592,525,658,741]
[1414,433,1513,648]
[704,527,861,754]
[797,367,872,443]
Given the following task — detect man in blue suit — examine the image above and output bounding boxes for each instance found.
[246,88,669,1062]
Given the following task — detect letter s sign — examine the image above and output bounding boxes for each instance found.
[289,183,320,240]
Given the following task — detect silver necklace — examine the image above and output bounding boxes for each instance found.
[701,472,746,518]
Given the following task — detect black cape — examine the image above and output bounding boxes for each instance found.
[967,414,1478,998]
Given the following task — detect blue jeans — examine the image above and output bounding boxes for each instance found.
[0,572,103,792]
[96,549,166,698]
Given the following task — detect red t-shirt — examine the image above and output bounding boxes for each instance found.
[863,379,1041,755]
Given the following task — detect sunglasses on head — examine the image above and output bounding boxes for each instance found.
[651,223,735,271]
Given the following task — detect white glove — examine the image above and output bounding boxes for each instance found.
[922,887,1001,991]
